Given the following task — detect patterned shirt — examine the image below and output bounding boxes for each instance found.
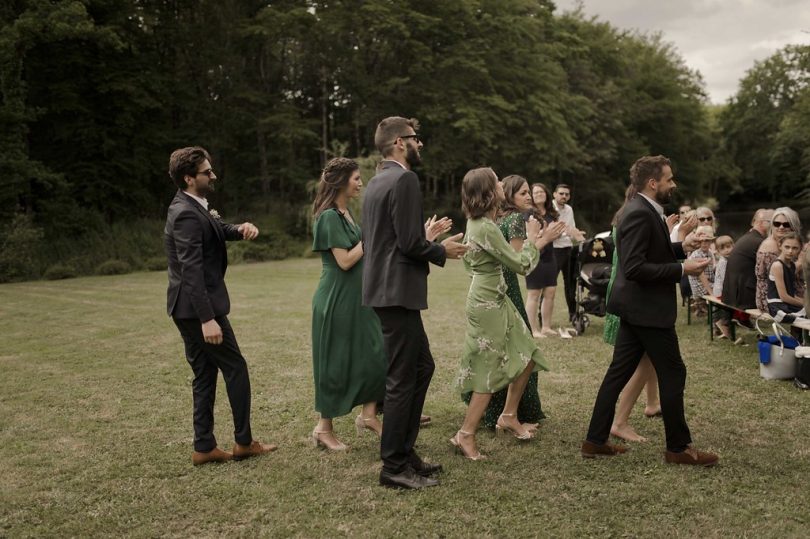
[688,248,715,297]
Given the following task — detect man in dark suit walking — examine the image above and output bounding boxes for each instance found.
[165,146,276,466]
[362,117,466,489]
[582,155,719,466]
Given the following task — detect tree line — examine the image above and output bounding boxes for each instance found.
[1,0,808,281]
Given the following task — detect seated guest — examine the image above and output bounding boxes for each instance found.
[712,235,735,338]
[767,233,806,323]
[688,225,716,317]
[756,207,802,312]
[722,209,772,312]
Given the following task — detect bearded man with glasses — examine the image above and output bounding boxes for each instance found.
[362,117,467,489]
[165,146,277,466]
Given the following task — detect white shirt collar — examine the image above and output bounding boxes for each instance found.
[184,191,208,211]
[638,192,664,218]
[382,159,408,170]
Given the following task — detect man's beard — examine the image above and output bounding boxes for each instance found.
[405,145,422,168]
[198,181,215,197]
[655,188,672,205]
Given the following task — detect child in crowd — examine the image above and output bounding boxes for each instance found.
[767,232,806,323]
[712,235,735,338]
[688,225,716,317]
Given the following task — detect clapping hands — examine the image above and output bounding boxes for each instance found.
[425,214,453,241]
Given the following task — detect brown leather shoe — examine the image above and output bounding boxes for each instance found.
[664,446,719,467]
[232,440,278,461]
[581,440,628,458]
[192,447,233,466]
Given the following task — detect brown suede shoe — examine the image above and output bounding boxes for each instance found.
[232,440,278,461]
[664,446,719,467]
[192,447,233,466]
[581,440,628,458]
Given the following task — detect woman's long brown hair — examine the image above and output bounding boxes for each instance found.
[311,157,359,217]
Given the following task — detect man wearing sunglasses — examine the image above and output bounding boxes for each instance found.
[362,116,466,489]
[165,146,277,466]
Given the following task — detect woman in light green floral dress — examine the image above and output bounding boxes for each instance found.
[467,175,565,432]
[450,167,551,460]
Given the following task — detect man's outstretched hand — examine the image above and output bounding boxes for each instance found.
[238,222,259,240]
[683,257,710,276]
[442,233,467,260]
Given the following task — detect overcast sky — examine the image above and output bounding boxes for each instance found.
[554,0,810,103]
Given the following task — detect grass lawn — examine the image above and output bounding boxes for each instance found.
[1,258,808,537]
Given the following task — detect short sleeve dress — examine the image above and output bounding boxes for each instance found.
[311,209,386,419]
[457,217,548,396]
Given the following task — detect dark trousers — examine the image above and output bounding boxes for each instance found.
[586,319,692,452]
[373,307,435,473]
[554,246,576,319]
[173,316,253,452]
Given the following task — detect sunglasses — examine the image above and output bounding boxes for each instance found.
[772,221,792,229]
[698,216,713,222]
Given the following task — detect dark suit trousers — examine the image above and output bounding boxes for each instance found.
[554,246,576,318]
[373,307,435,473]
[173,316,253,452]
[586,320,692,452]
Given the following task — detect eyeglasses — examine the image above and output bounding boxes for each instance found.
[772,221,792,229]
[697,216,713,222]
[398,134,421,144]
[196,169,215,178]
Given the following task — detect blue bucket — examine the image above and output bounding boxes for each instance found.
[758,340,772,364]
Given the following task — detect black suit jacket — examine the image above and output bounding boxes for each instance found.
[361,161,446,310]
[606,195,686,328]
[721,228,764,309]
[165,190,243,321]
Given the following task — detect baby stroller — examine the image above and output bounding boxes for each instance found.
[570,231,614,335]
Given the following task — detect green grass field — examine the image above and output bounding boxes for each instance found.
[1,259,808,537]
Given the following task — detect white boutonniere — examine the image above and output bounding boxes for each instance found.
[209,208,222,221]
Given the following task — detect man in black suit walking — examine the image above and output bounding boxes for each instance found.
[582,155,719,466]
[165,146,276,466]
[362,117,466,489]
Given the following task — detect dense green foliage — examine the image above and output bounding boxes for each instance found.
[1,1,807,282]
[720,44,810,203]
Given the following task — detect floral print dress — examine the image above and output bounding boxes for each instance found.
[458,217,549,396]
[756,250,779,312]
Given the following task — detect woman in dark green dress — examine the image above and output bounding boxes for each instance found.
[310,158,386,451]
[467,175,565,431]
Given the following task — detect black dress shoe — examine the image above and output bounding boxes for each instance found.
[379,467,439,489]
[409,457,443,477]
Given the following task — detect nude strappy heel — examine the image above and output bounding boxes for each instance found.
[495,413,534,440]
[449,430,486,461]
[354,415,382,437]
[311,428,348,451]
